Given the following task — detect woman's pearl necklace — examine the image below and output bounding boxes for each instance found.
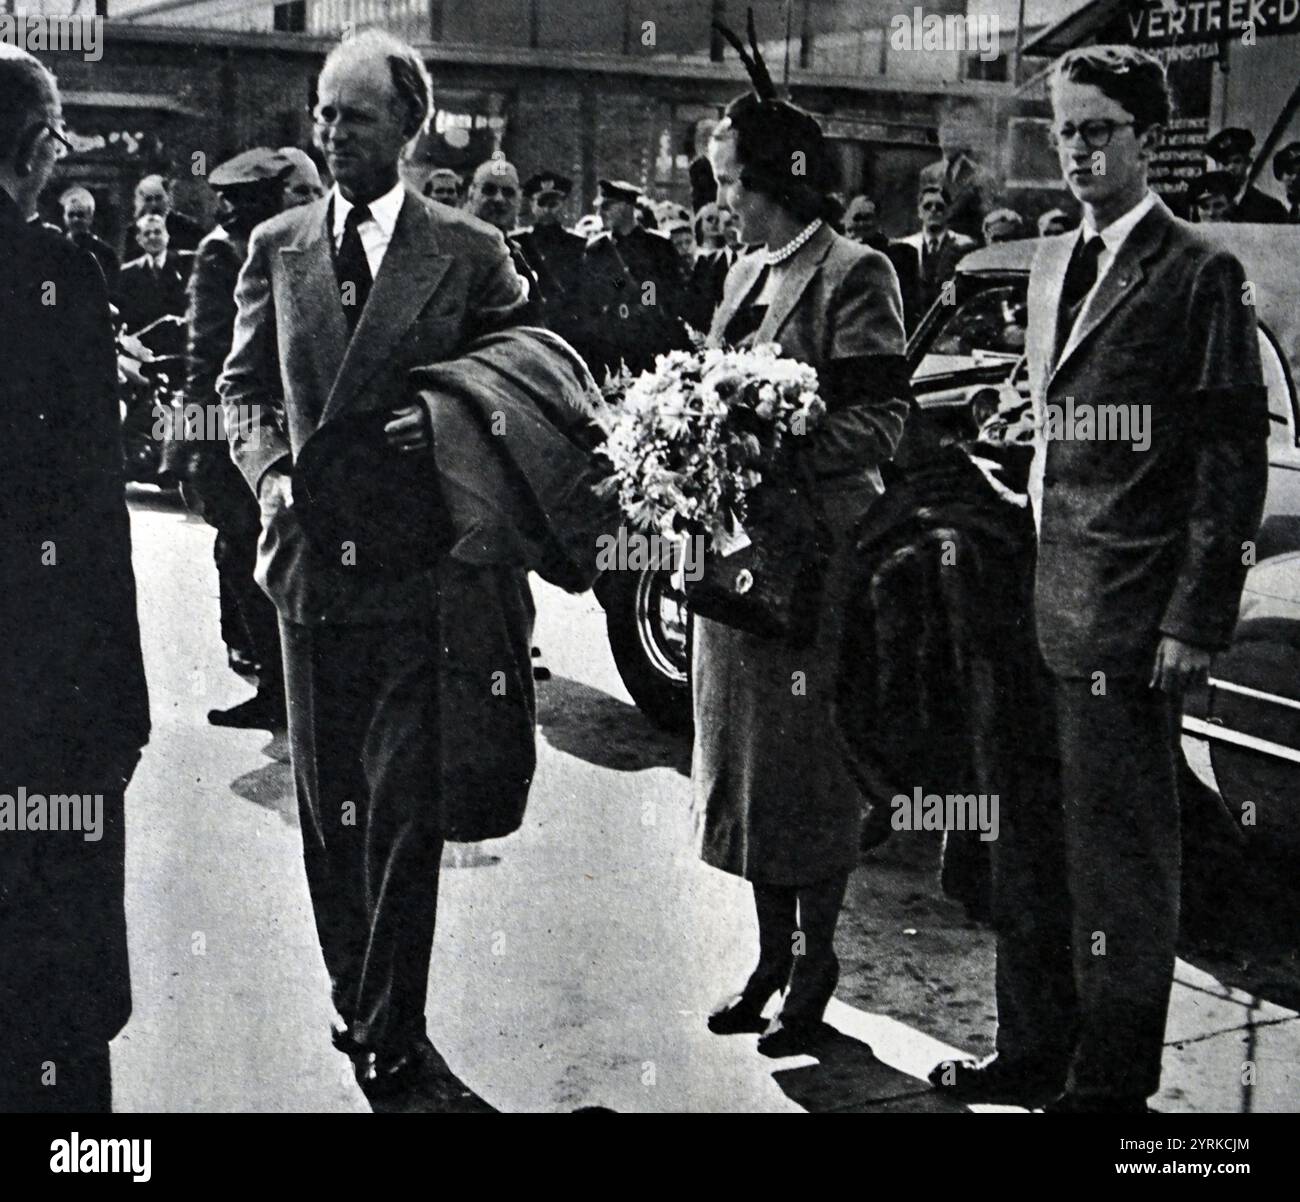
[764,219,823,265]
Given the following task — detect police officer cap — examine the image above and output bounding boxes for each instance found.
[209,148,292,190]
[523,171,573,199]
[1273,142,1300,180]
[1205,128,1255,163]
[1188,170,1237,203]
[598,178,642,204]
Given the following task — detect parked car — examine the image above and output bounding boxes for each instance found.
[602,225,1300,847]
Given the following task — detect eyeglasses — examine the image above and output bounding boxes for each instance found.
[919,200,946,213]
[45,122,73,159]
[534,193,562,208]
[1049,119,1136,150]
[309,104,379,130]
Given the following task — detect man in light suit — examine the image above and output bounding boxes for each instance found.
[931,45,1268,1112]
[218,30,530,1105]
[891,186,975,328]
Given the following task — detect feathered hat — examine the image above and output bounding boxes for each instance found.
[711,8,838,219]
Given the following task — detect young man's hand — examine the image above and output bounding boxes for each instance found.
[1149,635,1212,694]
[384,403,431,453]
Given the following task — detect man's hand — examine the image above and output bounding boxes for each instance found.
[1149,635,1212,695]
[384,403,432,454]
[258,468,293,515]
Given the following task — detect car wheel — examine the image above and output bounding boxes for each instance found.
[602,566,694,733]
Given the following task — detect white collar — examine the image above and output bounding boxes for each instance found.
[1081,189,1157,251]
[331,180,405,241]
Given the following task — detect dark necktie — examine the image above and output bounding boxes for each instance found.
[335,203,373,334]
[1057,234,1104,345]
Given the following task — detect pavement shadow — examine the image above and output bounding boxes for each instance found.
[537,675,691,776]
[770,1028,967,1113]
[228,758,298,827]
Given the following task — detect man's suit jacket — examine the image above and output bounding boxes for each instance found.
[114,251,190,358]
[70,230,120,290]
[1026,196,1269,678]
[1230,183,1290,224]
[893,230,976,326]
[217,186,530,626]
[0,188,150,1044]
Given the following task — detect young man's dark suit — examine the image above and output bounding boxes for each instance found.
[68,228,120,291]
[115,249,190,358]
[0,189,150,1111]
[218,186,531,1060]
[998,195,1269,1102]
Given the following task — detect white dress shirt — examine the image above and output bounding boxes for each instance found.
[1056,189,1158,367]
[330,180,405,279]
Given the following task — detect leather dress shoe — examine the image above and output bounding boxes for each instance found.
[354,1039,437,1099]
[756,1015,832,1058]
[207,692,286,730]
[1043,1092,1151,1114]
[707,966,790,1035]
[928,1056,1065,1106]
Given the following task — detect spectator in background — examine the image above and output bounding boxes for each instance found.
[654,199,691,230]
[1271,141,1300,222]
[892,184,976,327]
[982,207,1027,244]
[515,170,587,340]
[424,166,463,206]
[666,219,696,275]
[844,194,890,252]
[278,147,325,207]
[635,197,659,230]
[466,156,541,316]
[1188,170,1237,223]
[59,184,119,288]
[695,200,729,251]
[573,212,602,240]
[115,212,190,360]
[1204,128,1289,222]
[720,205,743,250]
[1037,207,1073,237]
[133,173,204,253]
[919,97,993,241]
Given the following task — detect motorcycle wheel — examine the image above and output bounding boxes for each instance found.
[602,566,694,733]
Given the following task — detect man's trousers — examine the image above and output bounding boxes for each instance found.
[990,674,1181,1101]
[281,615,444,1056]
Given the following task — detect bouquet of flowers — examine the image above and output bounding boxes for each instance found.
[596,343,826,549]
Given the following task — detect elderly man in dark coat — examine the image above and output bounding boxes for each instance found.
[218,31,546,1107]
[0,46,150,1113]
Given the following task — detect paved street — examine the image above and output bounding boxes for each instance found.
[112,489,1299,1113]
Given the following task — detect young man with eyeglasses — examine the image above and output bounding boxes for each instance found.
[929,44,1269,1114]
[0,44,151,1112]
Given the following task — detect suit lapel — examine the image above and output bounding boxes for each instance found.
[320,192,453,425]
[758,224,835,343]
[1048,201,1172,388]
[279,198,347,422]
[1035,233,1076,384]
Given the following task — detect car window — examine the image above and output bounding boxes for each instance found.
[915,285,1028,378]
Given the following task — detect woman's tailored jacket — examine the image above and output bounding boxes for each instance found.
[692,223,909,884]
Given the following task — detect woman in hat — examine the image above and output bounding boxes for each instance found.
[693,16,910,1057]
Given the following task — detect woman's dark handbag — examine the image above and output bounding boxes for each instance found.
[684,458,829,646]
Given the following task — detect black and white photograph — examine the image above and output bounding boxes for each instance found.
[1,0,1297,1179]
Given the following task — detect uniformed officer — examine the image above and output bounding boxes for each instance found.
[1205,128,1289,222]
[1272,141,1300,222]
[580,177,690,378]
[1187,170,1237,223]
[185,146,293,729]
[515,171,587,344]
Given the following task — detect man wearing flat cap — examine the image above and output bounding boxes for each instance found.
[1205,128,1289,223]
[581,177,690,377]
[515,170,586,344]
[1273,142,1300,223]
[186,147,295,731]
